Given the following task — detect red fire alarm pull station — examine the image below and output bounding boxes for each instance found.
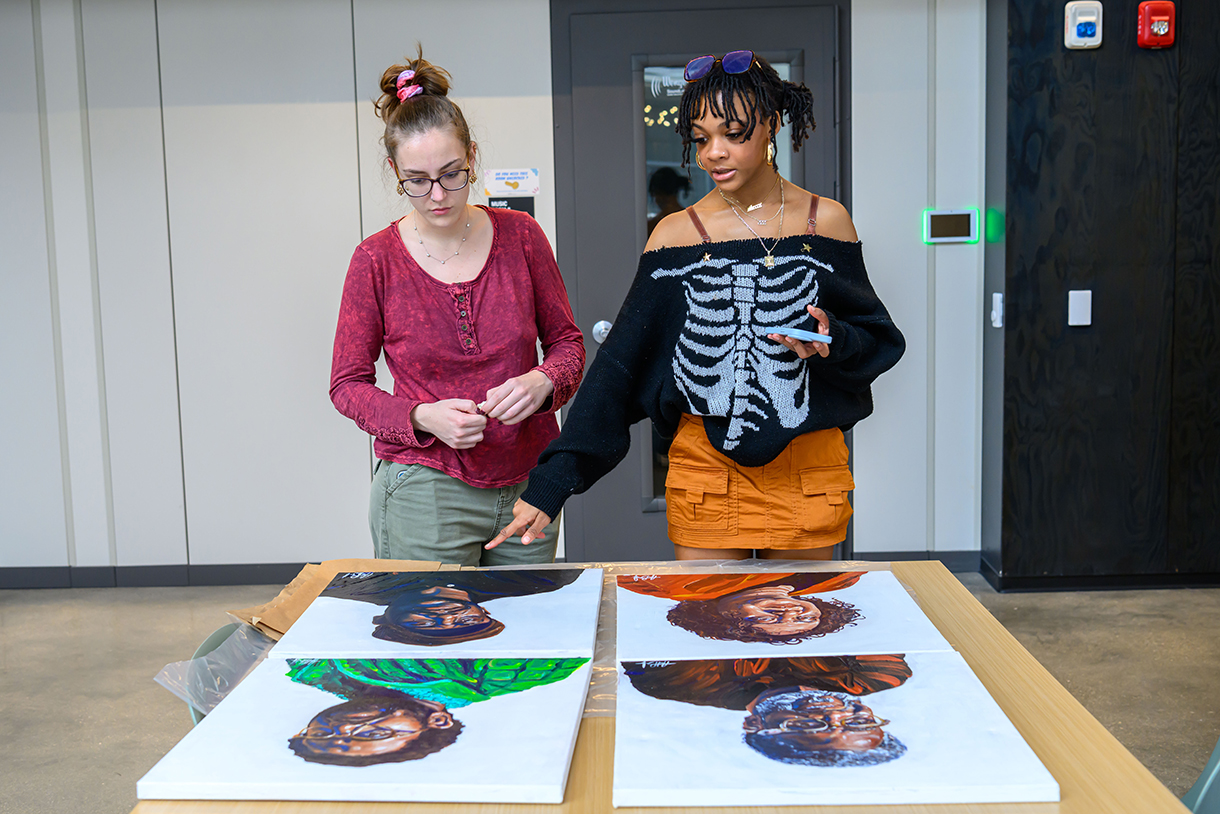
[1138,1,1176,49]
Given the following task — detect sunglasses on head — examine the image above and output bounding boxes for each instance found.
[684,50,755,82]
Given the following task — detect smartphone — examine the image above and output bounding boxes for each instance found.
[762,327,832,344]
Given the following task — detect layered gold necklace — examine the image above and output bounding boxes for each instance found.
[717,173,782,223]
[723,178,786,267]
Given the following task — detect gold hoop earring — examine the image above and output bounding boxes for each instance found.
[695,154,706,171]
[766,141,775,164]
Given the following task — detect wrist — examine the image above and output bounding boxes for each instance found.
[531,368,555,395]
[409,402,432,433]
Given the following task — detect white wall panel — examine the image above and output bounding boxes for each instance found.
[851,0,987,555]
[932,0,986,551]
[39,0,113,567]
[0,0,70,568]
[851,0,933,553]
[157,0,368,564]
[81,0,188,566]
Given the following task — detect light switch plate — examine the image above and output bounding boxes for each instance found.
[1068,290,1092,326]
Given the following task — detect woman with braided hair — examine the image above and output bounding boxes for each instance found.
[330,48,584,565]
[492,50,904,560]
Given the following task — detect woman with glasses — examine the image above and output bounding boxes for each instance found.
[492,51,904,561]
[330,49,584,566]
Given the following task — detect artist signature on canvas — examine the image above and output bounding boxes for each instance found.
[630,574,659,581]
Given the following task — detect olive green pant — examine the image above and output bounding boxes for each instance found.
[369,460,559,567]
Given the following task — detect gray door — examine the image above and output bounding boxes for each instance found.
[553,3,846,562]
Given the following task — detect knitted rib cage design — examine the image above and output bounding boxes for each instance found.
[651,250,832,449]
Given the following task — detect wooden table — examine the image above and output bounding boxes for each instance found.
[131,560,1189,814]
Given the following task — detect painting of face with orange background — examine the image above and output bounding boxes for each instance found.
[614,570,955,662]
[618,571,862,643]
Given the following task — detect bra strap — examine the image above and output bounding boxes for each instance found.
[686,207,712,243]
[806,194,820,236]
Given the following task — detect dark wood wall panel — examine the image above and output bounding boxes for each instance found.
[1003,1,1178,578]
[1169,2,1220,573]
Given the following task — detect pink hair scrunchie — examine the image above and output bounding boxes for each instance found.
[396,69,422,101]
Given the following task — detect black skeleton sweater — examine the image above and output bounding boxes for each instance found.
[520,234,905,520]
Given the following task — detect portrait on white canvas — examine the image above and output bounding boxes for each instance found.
[615,570,952,660]
[274,568,602,658]
[139,656,593,803]
[613,651,1058,807]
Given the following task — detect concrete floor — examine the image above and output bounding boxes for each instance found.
[0,573,1217,814]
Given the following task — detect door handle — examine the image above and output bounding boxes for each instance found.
[592,320,613,344]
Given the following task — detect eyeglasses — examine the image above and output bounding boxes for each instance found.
[776,715,891,733]
[684,50,755,82]
[395,167,471,197]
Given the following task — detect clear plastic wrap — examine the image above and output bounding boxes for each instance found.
[154,621,278,719]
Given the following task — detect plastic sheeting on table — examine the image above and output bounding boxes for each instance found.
[154,622,277,717]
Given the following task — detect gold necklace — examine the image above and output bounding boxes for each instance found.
[718,173,782,223]
[412,208,472,265]
[726,180,785,267]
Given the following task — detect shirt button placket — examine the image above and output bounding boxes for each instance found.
[454,287,475,352]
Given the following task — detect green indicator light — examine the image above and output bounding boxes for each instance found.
[985,208,1005,243]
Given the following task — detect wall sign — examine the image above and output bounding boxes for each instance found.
[484,168,540,197]
[488,197,535,216]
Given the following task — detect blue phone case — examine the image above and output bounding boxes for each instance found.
[762,327,833,344]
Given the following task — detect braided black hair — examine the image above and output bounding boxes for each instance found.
[676,53,816,171]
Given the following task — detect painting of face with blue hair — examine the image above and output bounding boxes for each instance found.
[742,687,906,767]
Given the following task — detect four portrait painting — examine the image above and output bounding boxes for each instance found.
[282,568,911,771]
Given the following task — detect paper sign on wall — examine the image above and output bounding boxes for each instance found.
[485,168,540,197]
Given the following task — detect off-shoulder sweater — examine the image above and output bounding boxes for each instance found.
[520,234,904,518]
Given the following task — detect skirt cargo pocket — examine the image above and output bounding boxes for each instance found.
[665,464,733,531]
[797,465,855,533]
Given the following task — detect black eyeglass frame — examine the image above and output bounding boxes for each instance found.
[393,166,472,198]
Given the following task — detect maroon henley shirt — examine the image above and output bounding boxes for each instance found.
[330,206,585,489]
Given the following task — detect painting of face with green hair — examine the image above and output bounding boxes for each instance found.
[136,656,595,803]
[285,657,588,766]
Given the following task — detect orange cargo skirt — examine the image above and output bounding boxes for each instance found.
[665,414,854,550]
